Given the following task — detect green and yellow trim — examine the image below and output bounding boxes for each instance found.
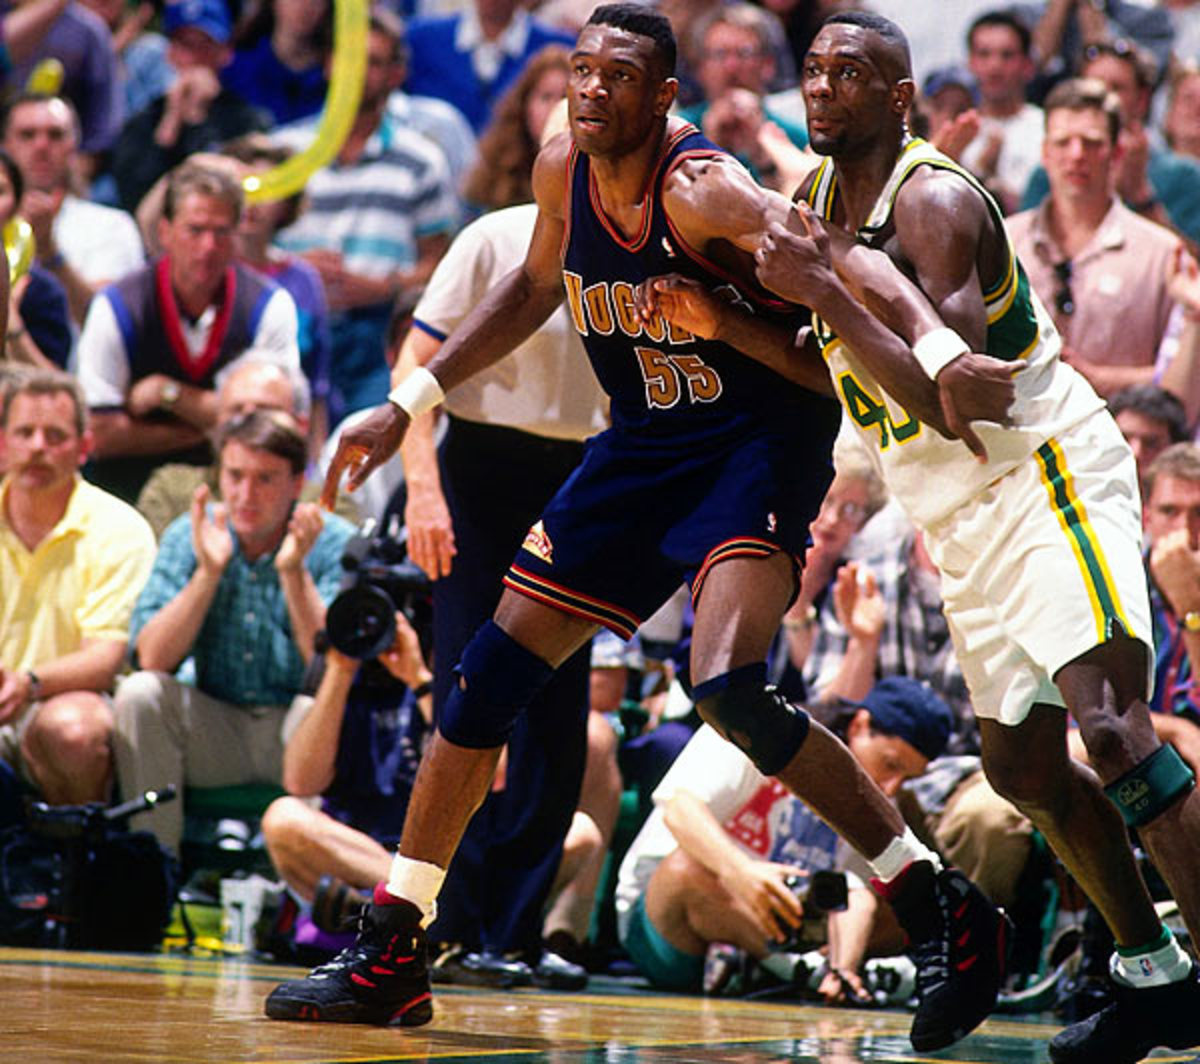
[1035,439,1131,642]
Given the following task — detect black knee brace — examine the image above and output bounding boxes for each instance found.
[438,620,554,749]
[1104,742,1196,827]
[693,663,810,777]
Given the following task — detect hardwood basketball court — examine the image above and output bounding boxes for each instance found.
[4,945,1199,1062]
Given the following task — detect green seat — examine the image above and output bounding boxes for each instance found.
[181,783,286,880]
[184,782,286,821]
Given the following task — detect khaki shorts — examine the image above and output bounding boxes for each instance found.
[0,700,43,787]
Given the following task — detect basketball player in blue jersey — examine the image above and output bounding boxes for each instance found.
[264,6,1010,1049]
[648,12,1200,1063]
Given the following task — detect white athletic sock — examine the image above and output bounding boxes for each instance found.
[385,854,446,928]
[1110,924,1193,989]
[868,827,942,884]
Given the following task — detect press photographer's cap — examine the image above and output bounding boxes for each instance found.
[860,677,953,762]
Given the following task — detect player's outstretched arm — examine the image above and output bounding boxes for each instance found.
[321,139,573,507]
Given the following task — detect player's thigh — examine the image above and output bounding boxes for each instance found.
[690,551,797,681]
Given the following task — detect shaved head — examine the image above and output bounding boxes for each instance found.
[821,11,912,85]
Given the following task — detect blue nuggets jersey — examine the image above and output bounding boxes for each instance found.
[561,124,838,440]
[500,124,843,637]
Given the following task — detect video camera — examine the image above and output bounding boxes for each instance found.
[324,517,433,660]
[0,787,178,950]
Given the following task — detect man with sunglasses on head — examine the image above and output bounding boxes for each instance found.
[1007,77,1188,400]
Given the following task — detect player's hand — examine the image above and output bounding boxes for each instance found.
[634,273,724,340]
[321,403,409,509]
[753,202,835,304]
[405,482,457,580]
[934,352,1017,462]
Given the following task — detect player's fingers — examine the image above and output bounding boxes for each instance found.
[788,200,816,238]
[346,445,382,493]
[956,418,990,463]
[633,279,659,320]
[320,444,358,510]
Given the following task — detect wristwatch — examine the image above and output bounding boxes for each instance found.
[160,379,181,408]
[1183,611,1200,632]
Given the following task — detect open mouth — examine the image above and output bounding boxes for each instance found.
[574,113,608,132]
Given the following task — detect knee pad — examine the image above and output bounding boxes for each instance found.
[693,663,810,777]
[437,620,554,749]
[1104,743,1196,828]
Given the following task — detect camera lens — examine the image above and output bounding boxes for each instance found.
[325,585,397,659]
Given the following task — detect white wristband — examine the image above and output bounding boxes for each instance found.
[388,366,445,417]
[912,327,970,380]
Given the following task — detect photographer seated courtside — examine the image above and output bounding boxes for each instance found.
[615,678,953,1004]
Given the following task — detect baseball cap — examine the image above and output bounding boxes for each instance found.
[860,676,953,762]
[922,64,980,105]
[164,0,232,45]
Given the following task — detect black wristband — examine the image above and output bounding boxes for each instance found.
[412,680,433,700]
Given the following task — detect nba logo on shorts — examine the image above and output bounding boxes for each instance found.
[1140,957,1155,978]
[522,520,554,564]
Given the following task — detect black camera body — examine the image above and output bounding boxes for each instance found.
[324,521,433,660]
[0,787,177,950]
[773,868,849,953]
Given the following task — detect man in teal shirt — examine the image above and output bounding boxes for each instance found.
[113,409,354,853]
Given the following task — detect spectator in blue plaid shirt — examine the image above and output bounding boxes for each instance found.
[112,409,355,853]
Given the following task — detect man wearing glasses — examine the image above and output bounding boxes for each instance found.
[1007,77,1185,399]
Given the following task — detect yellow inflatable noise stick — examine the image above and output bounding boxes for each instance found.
[27,57,65,96]
[243,0,368,202]
[4,217,35,284]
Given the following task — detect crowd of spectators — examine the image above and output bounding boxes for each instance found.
[1,0,1200,1022]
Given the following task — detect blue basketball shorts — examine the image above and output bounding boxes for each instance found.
[503,422,834,639]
